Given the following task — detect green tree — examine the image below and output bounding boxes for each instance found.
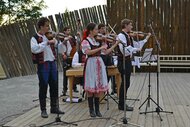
[0,0,47,25]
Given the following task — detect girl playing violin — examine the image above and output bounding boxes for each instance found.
[81,23,119,117]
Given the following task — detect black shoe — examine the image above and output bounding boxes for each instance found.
[96,111,102,117]
[90,110,96,117]
[118,105,134,111]
[50,108,65,114]
[126,105,134,111]
[41,110,48,118]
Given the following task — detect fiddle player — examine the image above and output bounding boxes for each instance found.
[97,23,117,94]
[58,26,78,96]
[117,19,151,111]
[30,17,64,118]
[81,23,120,117]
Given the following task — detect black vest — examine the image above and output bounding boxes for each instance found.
[117,31,134,61]
[32,34,56,64]
[78,50,86,63]
[86,38,102,57]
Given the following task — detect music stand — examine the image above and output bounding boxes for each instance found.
[139,48,160,113]
[139,24,173,121]
[138,47,172,120]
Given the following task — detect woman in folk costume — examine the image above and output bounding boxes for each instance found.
[81,23,119,117]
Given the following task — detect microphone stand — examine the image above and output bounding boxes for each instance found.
[139,24,173,121]
[110,42,142,127]
[39,38,77,127]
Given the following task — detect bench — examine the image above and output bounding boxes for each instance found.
[158,55,190,72]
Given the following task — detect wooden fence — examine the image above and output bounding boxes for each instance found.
[0,5,107,78]
[107,0,190,55]
[1,0,190,78]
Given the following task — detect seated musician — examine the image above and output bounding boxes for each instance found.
[71,46,87,68]
[71,45,87,97]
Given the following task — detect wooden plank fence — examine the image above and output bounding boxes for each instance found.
[1,0,190,78]
[0,5,107,78]
[107,0,190,55]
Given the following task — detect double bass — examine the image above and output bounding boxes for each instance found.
[69,18,83,57]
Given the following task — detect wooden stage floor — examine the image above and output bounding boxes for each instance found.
[3,73,190,127]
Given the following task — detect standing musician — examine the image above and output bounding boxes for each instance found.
[98,23,117,94]
[117,19,151,111]
[30,17,64,118]
[58,26,78,96]
[76,18,83,52]
[81,22,120,117]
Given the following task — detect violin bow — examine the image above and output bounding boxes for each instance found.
[108,24,117,34]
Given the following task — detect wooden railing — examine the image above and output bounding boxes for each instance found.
[132,55,190,73]
[158,55,190,72]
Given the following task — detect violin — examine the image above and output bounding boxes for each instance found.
[45,31,54,40]
[95,33,117,43]
[128,31,150,38]
[45,30,73,41]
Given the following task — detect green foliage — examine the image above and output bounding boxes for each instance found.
[0,0,47,25]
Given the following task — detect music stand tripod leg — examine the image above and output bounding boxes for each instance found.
[110,121,143,127]
[99,90,118,110]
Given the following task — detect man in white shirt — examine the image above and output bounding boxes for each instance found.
[58,27,78,95]
[30,17,64,118]
[117,19,151,111]
[71,46,87,96]
[71,49,86,67]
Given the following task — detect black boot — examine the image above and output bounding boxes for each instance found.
[41,110,48,118]
[39,99,48,118]
[118,104,134,111]
[88,97,96,117]
[94,97,102,117]
[50,98,65,114]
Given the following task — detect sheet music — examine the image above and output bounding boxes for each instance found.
[126,45,139,54]
[141,48,153,62]
[132,56,141,68]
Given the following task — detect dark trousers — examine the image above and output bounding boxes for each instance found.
[62,61,68,91]
[37,61,58,101]
[117,59,132,106]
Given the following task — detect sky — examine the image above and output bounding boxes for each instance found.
[41,0,107,16]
